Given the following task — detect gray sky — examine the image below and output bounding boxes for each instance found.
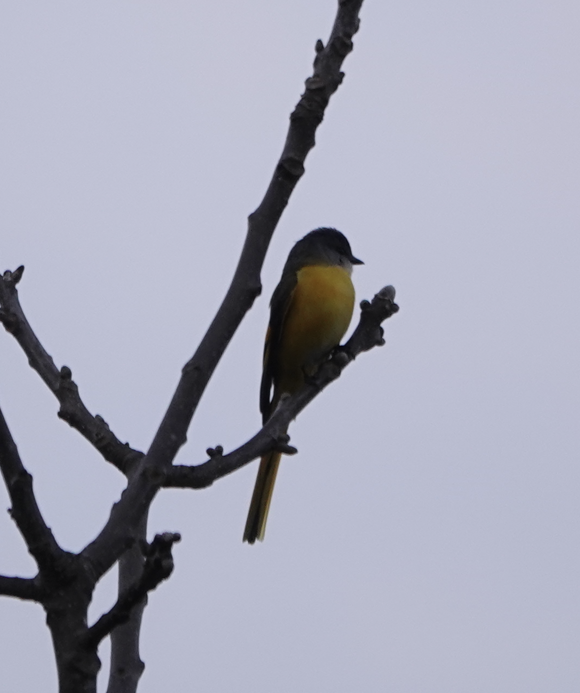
[1,1,580,691]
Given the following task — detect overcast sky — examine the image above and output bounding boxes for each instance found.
[1,1,580,691]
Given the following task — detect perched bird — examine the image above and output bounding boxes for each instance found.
[243,228,363,543]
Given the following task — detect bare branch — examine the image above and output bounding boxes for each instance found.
[84,533,180,649]
[80,469,160,582]
[0,575,41,601]
[107,516,148,693]
[145,0,366,473]
[0,404,65,573]
[164,286,399,489]
[0,268,143,475]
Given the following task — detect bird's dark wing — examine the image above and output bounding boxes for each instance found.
[260,270,297,423]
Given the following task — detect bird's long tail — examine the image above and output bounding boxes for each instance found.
[243,447,283,544]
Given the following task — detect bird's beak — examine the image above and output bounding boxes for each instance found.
[350,255,364,265]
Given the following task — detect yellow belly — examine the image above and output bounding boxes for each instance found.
[276,264,355,395]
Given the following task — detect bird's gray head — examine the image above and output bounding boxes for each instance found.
[286,227,363,273]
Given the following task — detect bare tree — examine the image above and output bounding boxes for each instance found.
[0,2,398,692]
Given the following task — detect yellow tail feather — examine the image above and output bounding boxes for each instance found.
[243,450,282,544]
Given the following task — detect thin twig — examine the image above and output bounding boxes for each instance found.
[164,286,399,489]
[0,404,66,575]
[84,533,180,648]
[0,267,143,475]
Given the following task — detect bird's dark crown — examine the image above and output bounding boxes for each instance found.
[290,227,363,266]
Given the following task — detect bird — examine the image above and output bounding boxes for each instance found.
[243,227,363,543]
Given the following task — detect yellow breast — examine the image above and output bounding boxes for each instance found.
[276,264,355,394]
